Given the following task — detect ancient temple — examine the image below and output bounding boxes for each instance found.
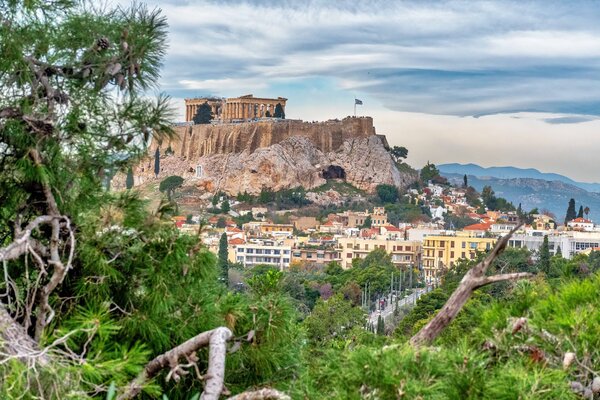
[184,94,287,123]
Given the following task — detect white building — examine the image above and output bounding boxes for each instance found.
[234,241,292,270]
[508,231,600,259]
[567,218,595,232]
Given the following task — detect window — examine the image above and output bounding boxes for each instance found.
[247,248,254,254]
[264,249,272,255]
[440,241,445,247]
[450,241,455,248]
[283,258,289,263]
[450,251,454,258]
[398,246,403,251]
[347,243,352,248]
[438,250,443,257]
[462,242,466,248]
[406,246,411,251]
[470,243,477,249]
[238,248,244,253]
[461,252,465,258]
[283,250,290,254]
[237,256,243,262]
[307,253,313,258]
[486,243,491,250]
[365,244,369,250]
[346,253,352,258]
[195,165,203,178]
[256,249,263,254]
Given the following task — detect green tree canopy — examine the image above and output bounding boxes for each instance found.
[159,175,184,201]
[565,198,577,224]
[274,102,285,118]
[376,184,399,203]
[193,101,212,124]
[390,146,408,162]
[420,162,440,183]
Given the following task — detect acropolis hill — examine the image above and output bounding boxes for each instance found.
[165,116,377,157]
[130,101,415,196]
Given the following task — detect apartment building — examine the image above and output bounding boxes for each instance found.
[337,237,420,269]
[422,234,497,282]
[508,231,600,259]
[234,241,292,270]
[291,247,340,268]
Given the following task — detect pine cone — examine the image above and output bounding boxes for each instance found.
[97,36,110,50]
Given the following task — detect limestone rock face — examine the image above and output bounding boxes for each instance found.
[137,135,415,195]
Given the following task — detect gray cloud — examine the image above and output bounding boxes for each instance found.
[128,0,600,119]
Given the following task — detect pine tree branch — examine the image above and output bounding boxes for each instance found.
[118,327,232,400]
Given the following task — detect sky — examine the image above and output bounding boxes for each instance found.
[115,0,600,183]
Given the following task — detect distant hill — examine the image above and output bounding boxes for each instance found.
[438,163,600,193]
[443,173,600,223]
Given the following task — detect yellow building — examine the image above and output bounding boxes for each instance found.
[422,234,496,283]
[337,237,420,269]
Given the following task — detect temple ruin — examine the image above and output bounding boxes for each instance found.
[184,94,287,122]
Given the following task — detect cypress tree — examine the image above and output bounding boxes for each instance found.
[126,167,134,189]
[221,199,230,213]
[555,245,562,258]
[376,314,385,335]
[154,147,160,178]
[193,102,212,124]
[577,205,584,219]
[539,235,551,274]
[565,198,577,224]
[463,174,468,188]
[218,232,229,286]
[274,103,285,119]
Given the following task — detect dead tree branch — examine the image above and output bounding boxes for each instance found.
[118,327,232,400]
[410,224,533,347]
[226,388,291,400]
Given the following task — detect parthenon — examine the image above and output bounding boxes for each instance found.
[184,94,287,123]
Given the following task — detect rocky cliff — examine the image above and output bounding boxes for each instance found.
[130,117,415,195]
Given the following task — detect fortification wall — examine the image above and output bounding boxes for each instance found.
[163,117,375,160]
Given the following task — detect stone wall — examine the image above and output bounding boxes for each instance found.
[160,117,375,160]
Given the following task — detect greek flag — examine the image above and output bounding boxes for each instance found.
[355,98,363,105]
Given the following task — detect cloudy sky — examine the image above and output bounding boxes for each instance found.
[122,0,600,183]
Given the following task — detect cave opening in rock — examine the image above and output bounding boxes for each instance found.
[321,165,346,180]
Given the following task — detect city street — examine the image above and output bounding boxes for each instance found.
[368,286,431,325]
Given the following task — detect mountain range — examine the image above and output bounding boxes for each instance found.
[438,163,600,193]
[438,164,600,223]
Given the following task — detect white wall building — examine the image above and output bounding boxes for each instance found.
[235,241,291,270]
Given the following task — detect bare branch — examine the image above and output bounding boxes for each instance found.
[474,272,533,287]
[118,327,232,400]
[410,224,532,347]
[226,388,291,400]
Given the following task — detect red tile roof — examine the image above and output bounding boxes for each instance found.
[463,222,492,231]
[570,218,592,223]
[228,238,245,245]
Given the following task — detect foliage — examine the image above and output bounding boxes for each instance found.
[219,232,229,285]
[154,147,161,177]
[126,167,134,189]
[303,294,365,346]
[375,184,399,203]
[274,103,285,119]
[192,101,212,124]
[389,146,408,162]
[221,198,231,213]
[158,175,183,201]
[565,198,577,225]
[420,162,440,183]
[481,185,515,212]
